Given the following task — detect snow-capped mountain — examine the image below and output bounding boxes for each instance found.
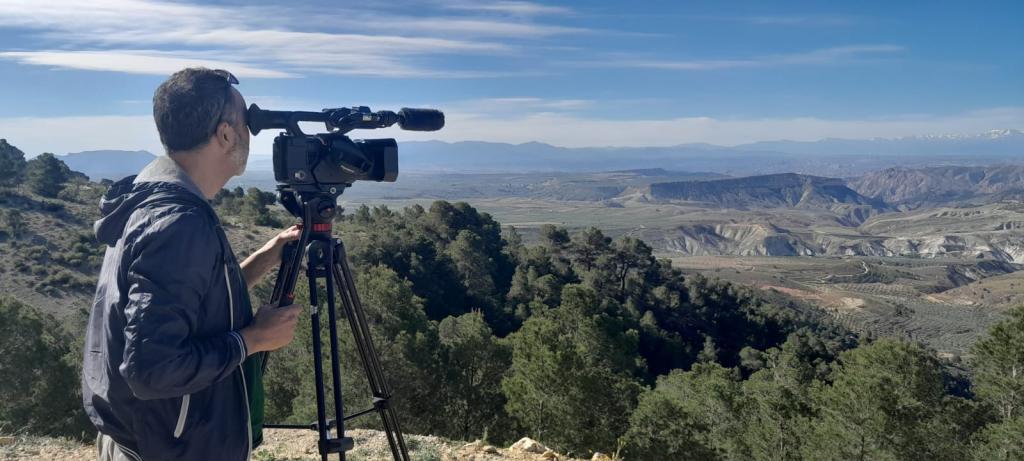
[737,129,1023,157]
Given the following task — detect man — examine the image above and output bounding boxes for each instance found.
[82,67,301,461]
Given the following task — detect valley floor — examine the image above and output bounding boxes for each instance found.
[327,196,1024,356]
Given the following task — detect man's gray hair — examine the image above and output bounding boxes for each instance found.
[152,67,239,153]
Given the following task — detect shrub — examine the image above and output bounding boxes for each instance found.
[24,153,70,198]
[0,297,92,438]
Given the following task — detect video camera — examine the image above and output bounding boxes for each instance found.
[246,104,444,194]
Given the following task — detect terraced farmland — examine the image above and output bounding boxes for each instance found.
[667,255,1020,356]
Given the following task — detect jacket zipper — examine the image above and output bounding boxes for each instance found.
[225,263,253,461]
[173,394,190,438]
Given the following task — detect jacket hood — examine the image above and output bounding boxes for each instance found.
[94,156,212,246]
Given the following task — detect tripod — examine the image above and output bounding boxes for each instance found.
[261,188,410,461]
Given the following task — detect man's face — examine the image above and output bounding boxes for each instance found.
[226,87,250,176]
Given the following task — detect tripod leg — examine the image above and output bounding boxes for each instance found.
[263,217,313,373]
[331,242,411,461]
[324,245,347,461]
[307,264,331,461]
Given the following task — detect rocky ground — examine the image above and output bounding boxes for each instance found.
[0,430,609,461]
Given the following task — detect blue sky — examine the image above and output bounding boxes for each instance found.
[0,0,1021,156]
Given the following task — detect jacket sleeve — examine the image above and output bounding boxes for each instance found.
[118,210,247,400]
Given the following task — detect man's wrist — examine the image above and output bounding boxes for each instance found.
[247,235,277,260]
[238,327,262,356]
[229,331,249,364]
[255,237,283,268]
[265,234,284,254]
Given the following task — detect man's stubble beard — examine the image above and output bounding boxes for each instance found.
[231,137,249,176]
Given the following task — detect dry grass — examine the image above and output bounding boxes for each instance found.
[0,430,588,461]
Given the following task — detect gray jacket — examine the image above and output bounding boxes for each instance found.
[82,156,253,461]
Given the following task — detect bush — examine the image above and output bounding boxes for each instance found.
[38,200,65,213]
[971,305,1024,422]
[503,285,643,455]
[0,297,92,438]
[623,364,744,461]
[0,139,27,186]
[57,181,106,204]
[254,211,284,228]
[972,416,1024,460]
[802,339,971,460]
[1,209,27,239]
[24,153,70,198]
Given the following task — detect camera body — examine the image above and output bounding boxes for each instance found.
[272,132,398,187]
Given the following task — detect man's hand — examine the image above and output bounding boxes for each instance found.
[259,224,303,263]
[239,303,301,354]
[240,224,302,289]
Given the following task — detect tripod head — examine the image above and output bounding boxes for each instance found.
[278,187,338,222]
[272,187,340,309]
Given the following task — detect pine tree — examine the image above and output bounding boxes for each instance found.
[2,209,27,239]
[0,139,27,186]
[738,331,840,461]
[434,312,513,442]
[591,236,656,302]
[539,224,570,249]
[972,416,1024,461]
[802,339,967,461]
[0,297,90,437]
[971,306,1024,421]
[568,227,611,272]
[623,363,746,461]
[448,229,498,305]
[502,285,642,455]
[698,336,720,363]
[24,152,70,197]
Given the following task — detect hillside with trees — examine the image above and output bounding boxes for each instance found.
[0,139,1023,459]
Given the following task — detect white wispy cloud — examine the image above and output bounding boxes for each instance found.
[580,45,905,71]
[744,14,859,27]
[442,1,573,16]
[0,0,553,78]
[449,97,595,113]
[350,17,586,37]
[0,1,903,79]
[0,50,298,78]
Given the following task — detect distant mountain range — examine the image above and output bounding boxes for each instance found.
[56,150,156,182]
[32,128,1023,180]
[394,129,1023,176]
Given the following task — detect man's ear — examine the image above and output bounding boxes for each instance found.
[214,121,235,150]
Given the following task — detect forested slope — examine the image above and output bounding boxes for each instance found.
[1,140,1023,459]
